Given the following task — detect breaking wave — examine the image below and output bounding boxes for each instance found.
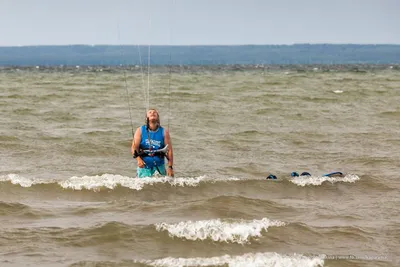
[155,218,286,244]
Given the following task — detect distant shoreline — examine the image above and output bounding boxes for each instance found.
[2,43,400,47]
[1,44,399,66]
[1,64,398,73]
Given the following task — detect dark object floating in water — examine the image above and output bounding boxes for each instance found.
[323,171,344,177]
[291,171,311,177]
[267,171,344,180]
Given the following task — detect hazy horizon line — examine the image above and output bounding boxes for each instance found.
[1,43,400,48]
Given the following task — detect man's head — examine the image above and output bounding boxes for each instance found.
[146,109,160,124]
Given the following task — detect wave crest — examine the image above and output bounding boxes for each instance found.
[143,252,324,267]
[0,173,241,191]
[155,218,286,244]
[290,174,360,186]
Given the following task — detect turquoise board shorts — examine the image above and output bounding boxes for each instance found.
[137,165,166,178]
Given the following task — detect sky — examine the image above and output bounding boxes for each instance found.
[0,0,399,46]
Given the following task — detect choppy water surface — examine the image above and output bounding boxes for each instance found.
[0,66,399,266]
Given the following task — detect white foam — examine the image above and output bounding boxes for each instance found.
[0,173,241,191]
[0,173,49,187]
[290,174,360,186]
[59,174,136,190]
[155,218,286,244]
[142,252,324,267]
[59,174,241,191]
[333,90,343,93]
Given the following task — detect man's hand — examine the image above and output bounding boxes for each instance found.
[167,166,174,177]
[137,157,145,168]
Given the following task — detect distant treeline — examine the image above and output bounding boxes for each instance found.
[0,44,399,66]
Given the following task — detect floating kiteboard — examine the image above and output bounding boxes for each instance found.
[266,171,344,179]
[290,172,311,177]
[266,174,277,180]
[322,171,344,177]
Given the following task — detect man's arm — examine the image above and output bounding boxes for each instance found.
[131,127,141,155]
[164,129,174,176]
[132,127,145,168]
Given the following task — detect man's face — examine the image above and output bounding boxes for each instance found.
[147,109,159,122]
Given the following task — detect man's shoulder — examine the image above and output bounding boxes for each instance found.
[136,125,145,133]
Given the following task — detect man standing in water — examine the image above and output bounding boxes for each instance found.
[131,109,174,178]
